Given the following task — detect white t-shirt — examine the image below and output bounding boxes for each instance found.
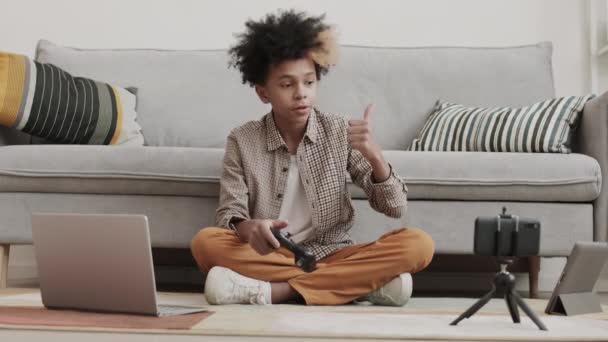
[277,155,315,243]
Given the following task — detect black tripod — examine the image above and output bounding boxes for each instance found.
[450,259,548,331]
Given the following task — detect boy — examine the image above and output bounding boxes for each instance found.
[190,10,434,306]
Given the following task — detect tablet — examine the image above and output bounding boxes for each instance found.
[545,241,608,315]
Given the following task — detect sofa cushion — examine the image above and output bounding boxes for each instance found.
[0,145,223,196]
[35,40,555,149]
[0,51,144,146]
[409,96,595,153]
[0,146,601,202]
[350,151,602,202]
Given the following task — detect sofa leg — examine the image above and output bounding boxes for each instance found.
[0,244,9,289]
[528,255,540,298]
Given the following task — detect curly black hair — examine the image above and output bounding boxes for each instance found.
[228,10,331,87]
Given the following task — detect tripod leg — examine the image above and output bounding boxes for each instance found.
[450,287,496,326]
[505,292,520,323]
[511,291,548,331]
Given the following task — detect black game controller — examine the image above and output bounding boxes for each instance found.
[271,228,316,272]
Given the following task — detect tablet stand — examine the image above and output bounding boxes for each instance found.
[546,291,603,316]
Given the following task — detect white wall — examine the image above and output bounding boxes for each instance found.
[591,0,608,93]
[1,0,591,96]
[2,0,600,291]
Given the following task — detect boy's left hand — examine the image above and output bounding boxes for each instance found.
[347,104,383,162]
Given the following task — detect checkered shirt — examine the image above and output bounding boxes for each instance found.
[216,108,408,260]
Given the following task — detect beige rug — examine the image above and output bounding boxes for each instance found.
[1,288,607,341]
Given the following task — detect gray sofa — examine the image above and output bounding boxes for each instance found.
[0,40,605,293]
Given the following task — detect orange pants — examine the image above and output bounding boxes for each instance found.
[190,227,434,305]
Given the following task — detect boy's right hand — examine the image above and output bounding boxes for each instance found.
[235,219,289,255]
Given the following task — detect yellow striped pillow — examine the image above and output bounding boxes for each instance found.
[0,51,143,145]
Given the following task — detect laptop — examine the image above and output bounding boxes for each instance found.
[32,213,207,316]
[545,241,608,315]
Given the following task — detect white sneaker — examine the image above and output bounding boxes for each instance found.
[204,266,272,305]
[360,273,413,306]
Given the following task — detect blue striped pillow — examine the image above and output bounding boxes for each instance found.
[409,96,595,153]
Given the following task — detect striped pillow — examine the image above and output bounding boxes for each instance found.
[0,51,144,145]
[409,96,595,153]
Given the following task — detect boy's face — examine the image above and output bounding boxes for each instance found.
[255,57,318,120]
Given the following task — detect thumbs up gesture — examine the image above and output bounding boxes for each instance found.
[347,104,382,162]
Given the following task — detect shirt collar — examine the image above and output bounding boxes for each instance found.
[265,108,319,152]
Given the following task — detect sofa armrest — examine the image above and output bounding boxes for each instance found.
[575,91,608,241]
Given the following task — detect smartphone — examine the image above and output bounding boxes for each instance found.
[474,215,540,257]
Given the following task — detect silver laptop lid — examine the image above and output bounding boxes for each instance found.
[32,213,158,315]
